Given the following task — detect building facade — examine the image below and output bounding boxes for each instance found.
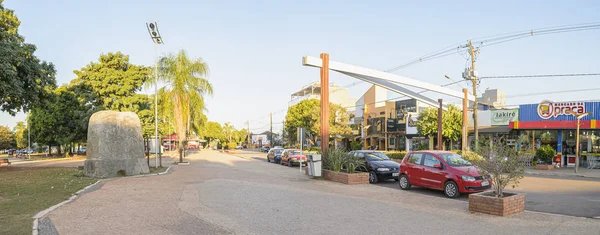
[510,100,600,168]
[289,82,357,112]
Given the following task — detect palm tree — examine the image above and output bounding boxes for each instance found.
[223,122,234,143]
[158,50,212,163]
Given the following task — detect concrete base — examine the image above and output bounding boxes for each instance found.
[84,158,149,178]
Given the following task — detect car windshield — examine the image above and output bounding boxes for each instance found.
[439,153,472,167]
[273,149,283,154]
[288,150,302,155]
[364,152,390,161]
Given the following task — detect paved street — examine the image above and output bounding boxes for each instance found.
[42,150,600,235]
[244,150,600,218]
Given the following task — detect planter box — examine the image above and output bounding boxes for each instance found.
[535,164,553,170]
[322,170,369,184]
[468,191,525,216]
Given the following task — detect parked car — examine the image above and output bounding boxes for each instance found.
[261,146,271,152]
[266,148,284,163]
[280,149,306,167]
[348,150,400,184]
[398,151,491,198]
[272,146,283,149]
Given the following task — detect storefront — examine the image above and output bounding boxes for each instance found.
[510,100,600,168]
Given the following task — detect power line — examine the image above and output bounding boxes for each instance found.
[480,73,600,79]
[386,22,600,71]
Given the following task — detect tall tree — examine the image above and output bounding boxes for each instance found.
[416,104,463,149]
[13,121,27,149]
[158,50,213,162]
[71,52,151,111]
[223,122,234,143]
[202,121,224,143]
[284,99,352,145]
[0,125,14,150]
[0,1,57,115]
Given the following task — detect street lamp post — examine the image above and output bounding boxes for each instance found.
[566,110,591,173]
[146,22,164,168]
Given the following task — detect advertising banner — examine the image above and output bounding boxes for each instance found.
[406,113,419,135]
[491,109,519,125]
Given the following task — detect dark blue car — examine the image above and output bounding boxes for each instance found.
[266,148,284,163]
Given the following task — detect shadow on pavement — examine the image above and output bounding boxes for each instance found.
[373,180,469,201]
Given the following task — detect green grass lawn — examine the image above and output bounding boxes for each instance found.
[0,167,97,235]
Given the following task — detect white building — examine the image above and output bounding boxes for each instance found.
[289,82,357,112]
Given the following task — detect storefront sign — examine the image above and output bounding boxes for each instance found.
[406,114,418,135]
[491,109,519,125]
[537,100,585,119]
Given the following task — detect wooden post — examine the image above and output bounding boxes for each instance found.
[320,53,330,154]
[438,99,443,150]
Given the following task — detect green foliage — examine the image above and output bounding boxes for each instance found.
[343,154,367,174]
[535,145,556,164]
[323,148,345,172]
[203,121,225,142]
[416,104,462,144]
[285,99,352,144]
[0,2,57,115]
[71,52,151,111]
[12,122,26,149]
[158,50,212,158]
[0,125,14,149]
[470,143,524,197]
[226,142,237,150]
[350,141,362,151]
[384,151,406,159]
[461,151,482,162]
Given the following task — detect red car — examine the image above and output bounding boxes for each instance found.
[280,149,307,167]
[398,151,491,198]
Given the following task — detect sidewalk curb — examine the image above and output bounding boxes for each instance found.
[524,171,600,179]
[31,166,171,235]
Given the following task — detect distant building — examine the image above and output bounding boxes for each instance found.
[476,89,506,110]
[289,82,357,112]
[251,131,281,147]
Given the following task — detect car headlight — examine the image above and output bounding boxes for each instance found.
[461,175,476,182]
[377,168,390,172]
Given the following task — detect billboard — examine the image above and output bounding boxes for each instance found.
[491,109,519,126]
[406,113,419,135]
[519,101,600,121]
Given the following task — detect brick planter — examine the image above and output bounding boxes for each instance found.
[322,170,369,184]
[535,164,553,170]
[468,191,525,216]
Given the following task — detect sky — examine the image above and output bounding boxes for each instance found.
[2,0,600,134]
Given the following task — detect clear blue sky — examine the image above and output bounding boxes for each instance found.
[2,0,599,134]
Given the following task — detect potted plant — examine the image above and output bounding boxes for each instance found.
[322,148,369,184]
[468,143,526,216]
[535,145,556,170]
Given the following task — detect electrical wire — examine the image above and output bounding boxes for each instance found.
[386,22,600,71]
[480,73,600,79]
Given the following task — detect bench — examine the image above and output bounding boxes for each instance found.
[1,158,10,166]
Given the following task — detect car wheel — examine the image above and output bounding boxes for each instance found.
[368,171,378,184]
[444,181,460,198]
[398,174,411,190]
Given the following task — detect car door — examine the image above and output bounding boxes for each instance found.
[355,152,370,171]
[404,153,425,186]
[421,154,447,190]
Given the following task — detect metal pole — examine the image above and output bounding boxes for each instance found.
[154,42,159,169]
[437,99,443,150]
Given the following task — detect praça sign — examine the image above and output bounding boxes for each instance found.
[537,100,585,119]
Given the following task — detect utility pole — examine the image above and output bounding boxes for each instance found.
[269,113,273,147]
[464,40,479,151]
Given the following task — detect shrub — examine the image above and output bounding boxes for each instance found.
[343,155,367,174]
[535,145,556,164]
[323,148,346,172]
[350,141,362,151]
[470,143,524,197]
[461,151,483,162]
[385,151,406,159]
[226,142,237,150]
